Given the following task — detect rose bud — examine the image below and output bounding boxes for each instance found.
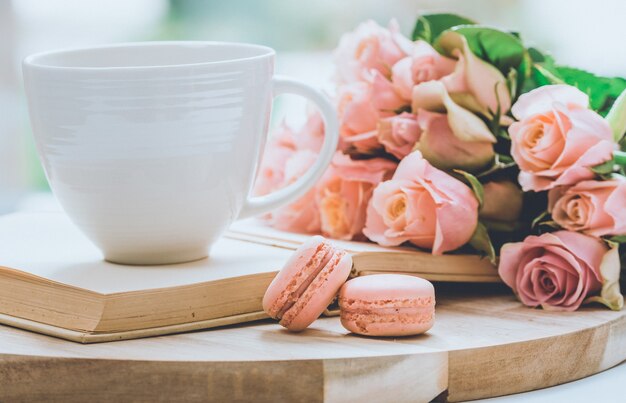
[480,180,524,223]
[391,40,456,101]
[437,31,511,118]
[412,80,496,172]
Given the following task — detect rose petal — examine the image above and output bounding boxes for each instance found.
[585,243,624,310]
[416,109,494,172]
[438,31,511,117]
[604,179,626,234]
[511,84,589,120]
[413,81,496,144]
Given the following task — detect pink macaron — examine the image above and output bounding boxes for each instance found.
[263,236,352,331]
[339,274,435,337]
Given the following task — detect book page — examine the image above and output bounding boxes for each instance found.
[0,213,291,294]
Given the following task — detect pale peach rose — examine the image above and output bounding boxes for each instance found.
[377,112,421,159]
[338,72,405,153]
[509,85,616,191]
[548,178,626,237]
[316,152,397,240]
[499,231,609,311]
[391,40,456,101]
[363,150,479,254]
[268,150,321,233]
[437,31,511,117]
[334,19,409,84]
[480,180,524,223]
[412,80,496,171]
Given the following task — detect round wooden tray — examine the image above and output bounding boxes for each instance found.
[1,284,624,402]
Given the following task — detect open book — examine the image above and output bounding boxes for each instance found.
[0,212,499,343]
[0,213,292,343]
[227,219,500,283]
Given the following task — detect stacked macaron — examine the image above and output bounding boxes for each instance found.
[262,236,353,331]
[263,236,435,336]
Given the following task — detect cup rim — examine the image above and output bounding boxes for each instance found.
[22,41,276,71]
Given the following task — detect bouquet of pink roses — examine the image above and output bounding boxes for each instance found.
[255,14,626,312]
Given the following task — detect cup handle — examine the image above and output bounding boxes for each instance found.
[237,75,339,220]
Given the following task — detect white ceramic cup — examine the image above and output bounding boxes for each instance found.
[23,41,339,265]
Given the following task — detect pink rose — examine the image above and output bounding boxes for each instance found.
[377,112,421,159]
[480,180,523,223]
[334,19,409,84]
[548,178,626,236]
[416,108,494,172]
[499,231,608,311]
[391,40,456,101]
[363,150,479,254]
[267,150,321,233]
[437,31,511,117]
[338,72,405,153]
[509,85,616,191]
[317,152,397,240]
[412,80,497,172]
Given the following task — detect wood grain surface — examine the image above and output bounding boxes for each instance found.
[1,284,624,402]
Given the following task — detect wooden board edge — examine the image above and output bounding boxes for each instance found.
[0,311,270,344]
[0,352,450,403]
[323,351,448,403]
[446,312,626,401]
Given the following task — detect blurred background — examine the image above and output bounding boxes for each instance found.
[1,0,625,213]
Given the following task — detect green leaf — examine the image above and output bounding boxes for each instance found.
[532,64,564,85]
[495,153,514,164]
[527,47,548,63]
[591,158,616,175]
[469,222,497,264]
[608,235,626,244]
[554,67,626,115]
[606,87,626,142]
[615,150,626,166]
[440,25,526,76]
[514,49,533,98]
[412,13,476,43]
[521,48,560,93]
[453,169,484,207]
